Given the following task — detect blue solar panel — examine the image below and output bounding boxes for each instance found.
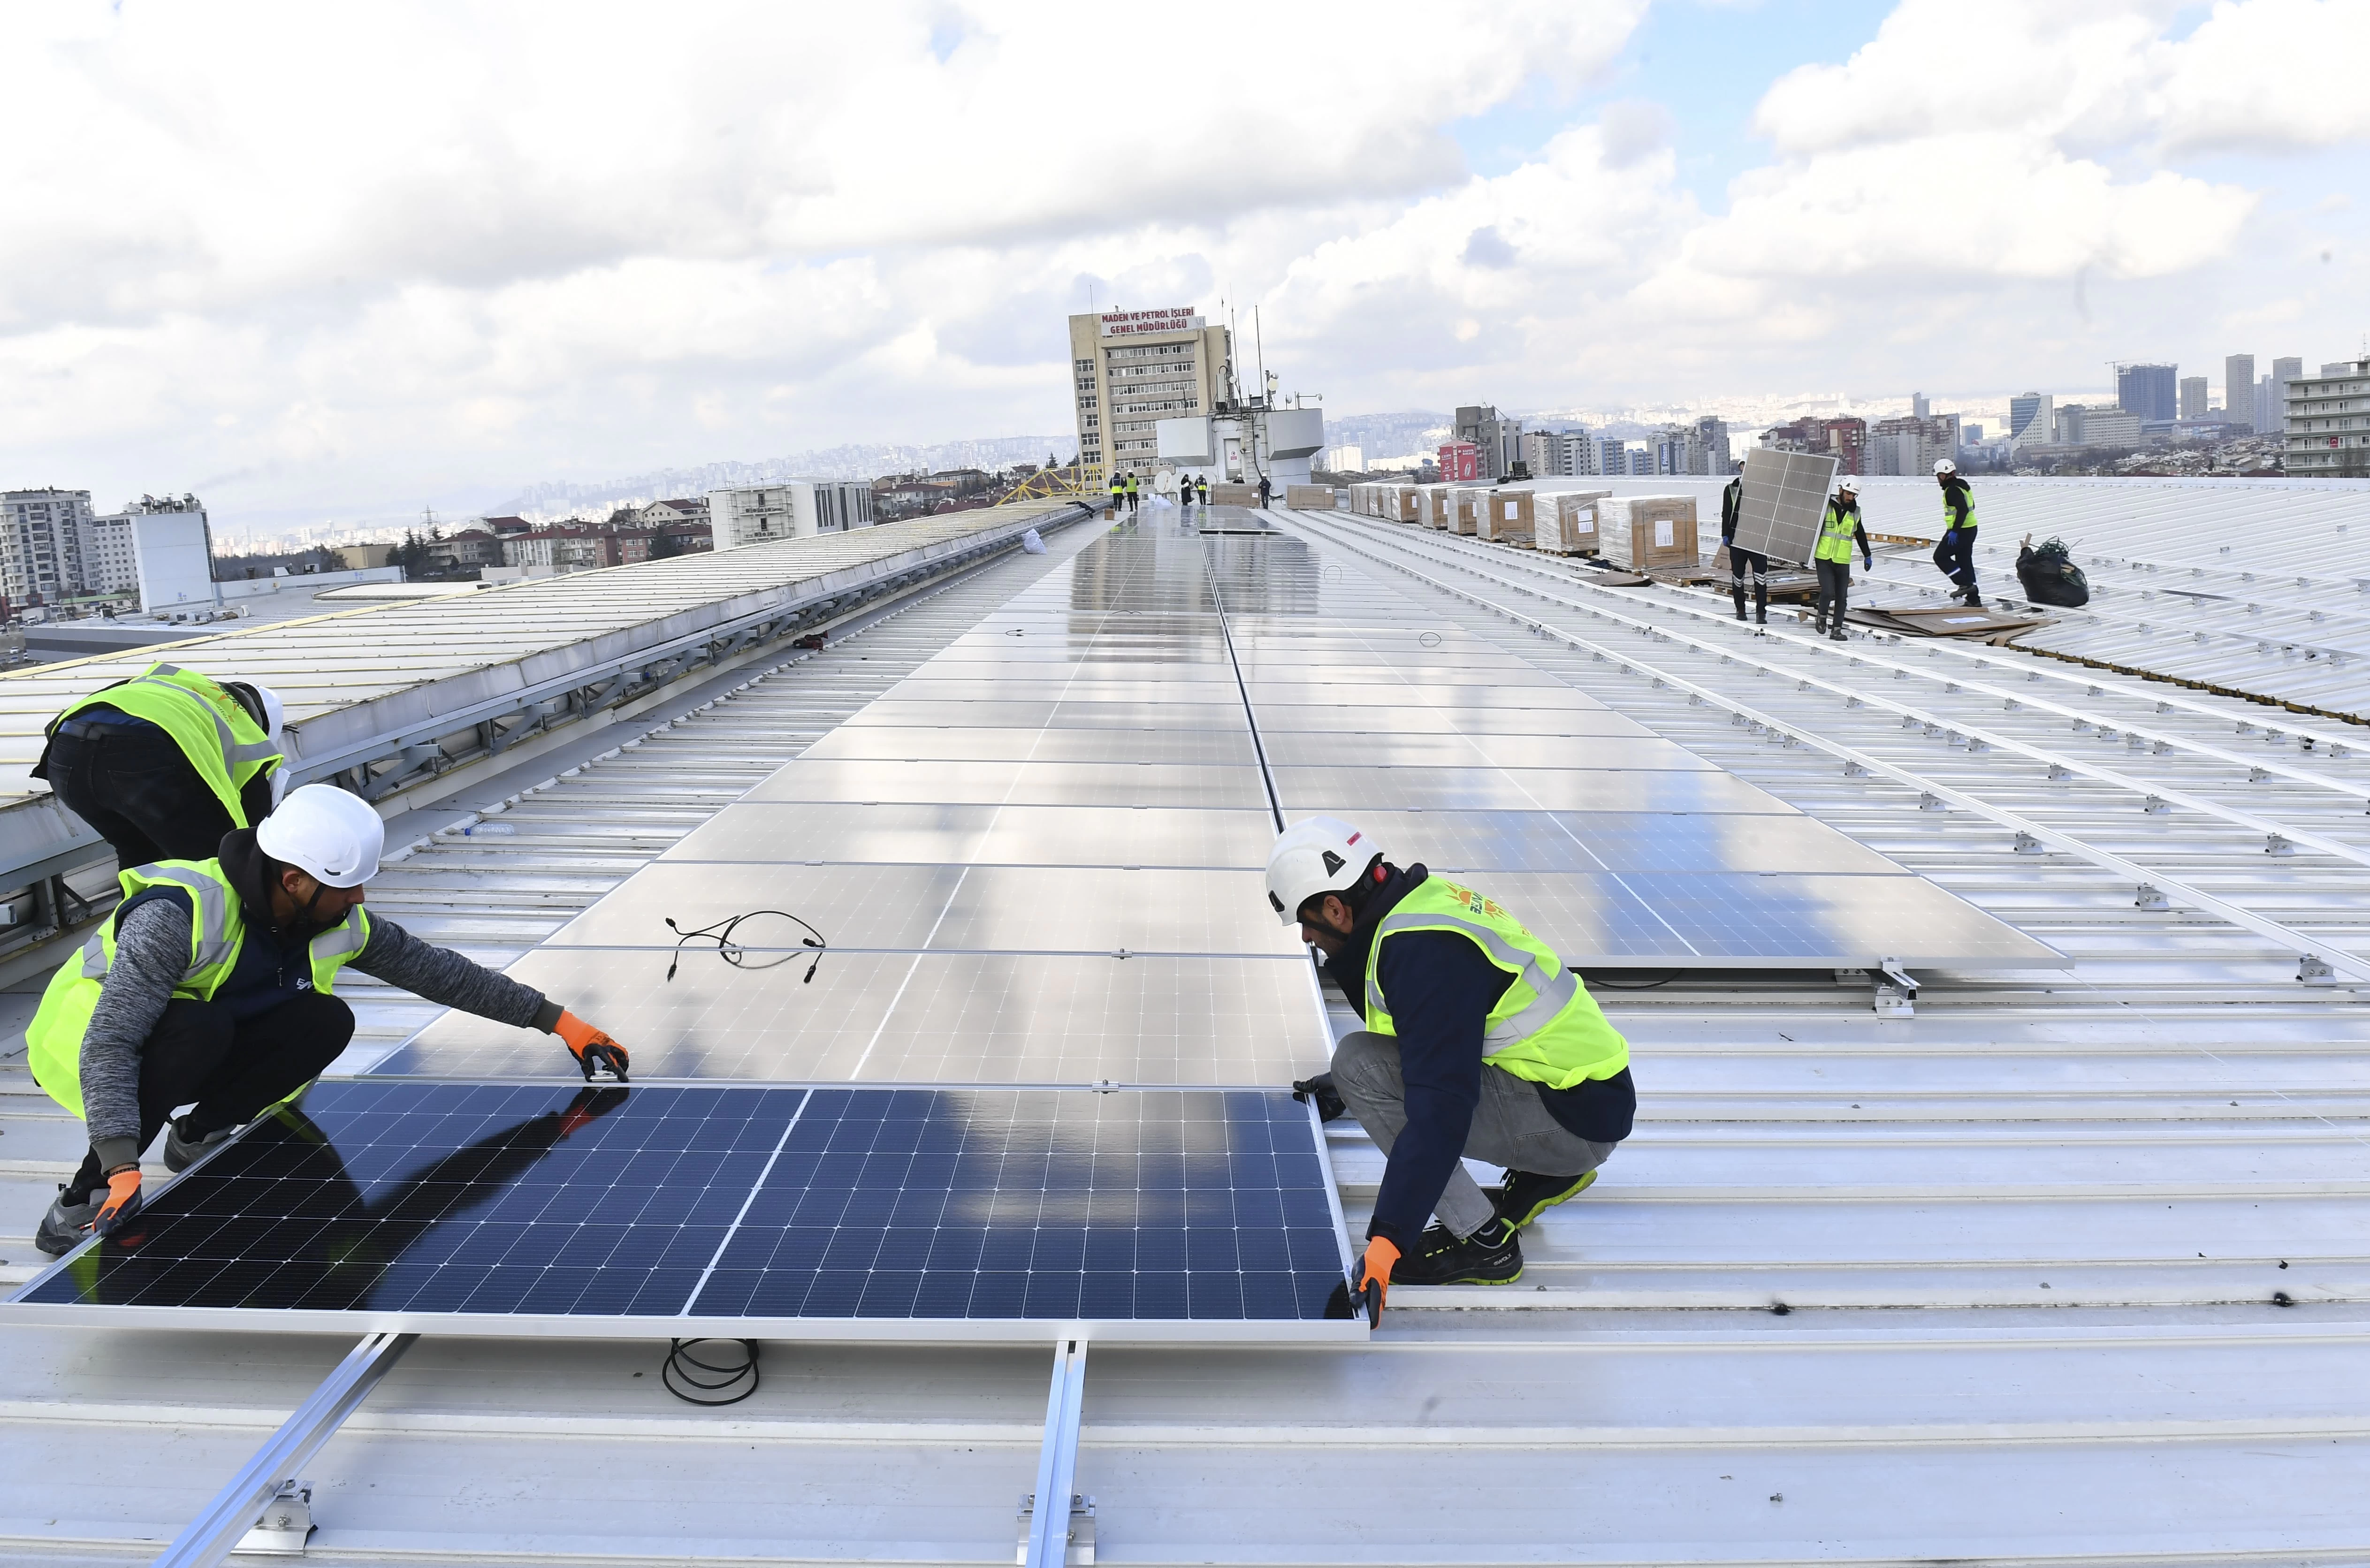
[15,1081,1351,1332]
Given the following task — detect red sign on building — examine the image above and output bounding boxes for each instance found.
[1438,442,1480,481]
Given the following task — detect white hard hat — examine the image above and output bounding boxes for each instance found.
[1933,458,1958,475]
[1265,815,1384,926]
[257,784,384,888]
[1837,475,1861,492]
[254,685,285,740]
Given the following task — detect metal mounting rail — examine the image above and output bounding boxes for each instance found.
[1280,511,2370,989]
[1313,518,2370,867]
[1399,517,2370,775]
[152,1330,417,1568]
[1021,1338,1090,1568]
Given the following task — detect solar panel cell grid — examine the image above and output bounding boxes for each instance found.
[18,1083,1349,1328]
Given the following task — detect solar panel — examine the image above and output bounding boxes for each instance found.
[10,1082,1359,1342]
[383,951,1322,1083]
[1730,447,1842,565]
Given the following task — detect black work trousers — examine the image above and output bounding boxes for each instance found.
[1814,559,1852,626]
[1727,545,1768,618]
[68,991,355,1195]
[1934,527,1978,592]
[43,723,241,868]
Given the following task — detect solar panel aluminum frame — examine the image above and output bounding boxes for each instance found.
[3,1081,1365,1347]
[1731,448,1842,567]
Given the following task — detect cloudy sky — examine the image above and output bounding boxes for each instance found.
[4,0,2365,534]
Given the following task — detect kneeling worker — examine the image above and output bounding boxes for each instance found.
[1266,818,1634,1316]
[28,784,632,1256]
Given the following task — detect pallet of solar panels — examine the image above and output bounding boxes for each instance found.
[1475,488,1536,545]
[1448,486,1486,535]
[1388,485,1423,524]
[1285,484,1335,509]
[1209,481,1259,506]
[1415,485,1452,529]
[1596,493,1699,571]
[1539,490,1612,555]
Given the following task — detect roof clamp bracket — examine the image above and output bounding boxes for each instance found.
[1873,960,1917,1018]
[1017,1494,1097,1567]
[2012,831,2042,855]
[2265,833,2295,856]
[2134,884,2171,912]
[2141,795,2170,814]
[1918,792,1945,811]
[1841,759,1867,778]
[237,1479,313,1557]
[2298,954,2338,986]
[2047,764,2073,781]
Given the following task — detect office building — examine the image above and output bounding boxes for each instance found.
[1453,405,1524,481]
[2054,404,2143,448]
[2225,355,2255,428]
[91,494,216,611]
[2117,363,2177,422]
[709,481,876,549]
[1912,392,1930,419]
[2179,377,2209,419]
[2008,393,2054,449]
[1869,416,1959,476]
[1,488,95,607]
[2283,355,2370,478]
[1067,308,1232,488]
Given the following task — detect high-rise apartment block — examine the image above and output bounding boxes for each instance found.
[1067,308,1232,487]
[2284,355,2370,478]
[2179,376,2208,419]
[1453,405,1524,481]
[1869,416,1960,475]
[1,488,96,607]
[2116,363,2178,422]
[2225,354,2255,428]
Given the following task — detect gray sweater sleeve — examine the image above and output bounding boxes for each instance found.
[350,914,564,1034]
[81,897,196,1168]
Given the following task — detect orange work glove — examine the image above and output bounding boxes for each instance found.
[1354,1236,1401,1324]
[91,1167,144,1239]
[555,1010,630,1082]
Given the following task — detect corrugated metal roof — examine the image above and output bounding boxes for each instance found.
[3,497,2367,1564]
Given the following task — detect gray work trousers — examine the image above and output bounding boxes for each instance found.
[1331,1030,1618,1238]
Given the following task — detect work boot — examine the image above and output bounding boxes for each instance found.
[1391,1221,1523,1286]
[1947,585,1969,602]
[1963,590,1983,609]
[164,1115,239,1173]
[1829,627,1847,641]
[1753,586,1768,624]
[35,1186,102,1257]
[1730,585,1749,621]
[1491,1169,1597,1233]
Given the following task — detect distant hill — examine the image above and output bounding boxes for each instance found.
[501,434,1080,519]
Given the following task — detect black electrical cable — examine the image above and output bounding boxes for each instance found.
[663,910,827,983]
[1587,969,1685,990]
[662,1338,761,1405]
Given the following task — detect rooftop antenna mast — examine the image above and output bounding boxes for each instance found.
[1255,306,1267,410]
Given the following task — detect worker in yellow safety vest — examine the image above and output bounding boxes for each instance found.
[32,662,288,869]
[1812,477,1875,640]
[1266,817,1635,1318]
[1933,458,1981,607]
[27,784,632,1258]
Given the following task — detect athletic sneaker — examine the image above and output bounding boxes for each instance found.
[34,1187,101,1257]
[163,1116,238,1173]
[1391,1222,1523,1286]
[1492,1169,1597,1233]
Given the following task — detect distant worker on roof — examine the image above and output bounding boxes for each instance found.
[1265,817,1635,1319]
[1720,471,1766,625]
[1813,477,1875,641]
[33,662,288,869]
[26,784,633,1257]
[1195,474,1210,510]
[1933,458,1981,608]
[1124,472,1141,515]
[1107,472,1124,515]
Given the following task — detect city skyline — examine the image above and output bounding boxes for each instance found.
[3,0,2366,537]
